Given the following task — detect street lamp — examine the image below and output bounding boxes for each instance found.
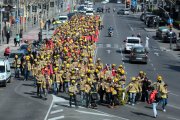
[158,6,173,49]
[0,6,5,45]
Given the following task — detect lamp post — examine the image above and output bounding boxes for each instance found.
[158,6,173,49]
[0,6,5,45]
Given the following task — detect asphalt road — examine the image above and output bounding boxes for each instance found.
[0,2,180,120]
[95,2,180,120]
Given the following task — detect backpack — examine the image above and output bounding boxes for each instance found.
[148,90,158,104]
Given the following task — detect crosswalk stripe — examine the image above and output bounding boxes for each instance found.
[50,109,63,114]
[106,44,111,48]
[52,105,59,108]
[48,116,64,120]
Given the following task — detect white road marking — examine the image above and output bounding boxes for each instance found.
[50,109,63,114]
[168,116,180,120]
[151,63,154,67]
[75,110,112,117]
[168,104,180,110]
[48,116,65,120]
[75,110,129,120]
[91,109,129,120]
[44,95,67,120]
[52,104,59,108]
[127,23,134,31]
[44,99,54,120]
[63,103,84,109]
[107,50,111,54]
[154,68,156,71]
[154,52,159,56]
[106,44,111,48]
[169,92,179,97]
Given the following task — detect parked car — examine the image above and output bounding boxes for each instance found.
[140,12,152,21]
[58,16,68,23]
[145,15,160,27]
[117,0,121,4]
[86,8,94,16]
[8,51,25,68]
[0,58,11,87]
[163,31,177,43]
[156,27,169,40]
[77,6,86,13]
[124,37,142,52]
[97,7,103,13]
[176,39,180,50]
[117,9,129,15]
[129,45,148,64]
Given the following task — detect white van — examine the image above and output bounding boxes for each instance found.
[0,58,11,87]
[124,37,142,52]
[86,8,94,16]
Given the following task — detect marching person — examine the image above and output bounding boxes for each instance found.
[160,84,168,112]
[126,77,139,106]
[69,80,78,108]
[14,54,21,78]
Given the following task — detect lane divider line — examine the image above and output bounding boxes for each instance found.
[50,109,63,114]
[48,116,65,120]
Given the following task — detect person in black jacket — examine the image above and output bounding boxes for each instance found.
[141,78,151,102]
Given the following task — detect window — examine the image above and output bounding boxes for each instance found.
[134,47,145,53]
[0,66,5,73]
[127,39,140,43]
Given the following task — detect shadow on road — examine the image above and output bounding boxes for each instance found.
[165,64,180,72]
[131,111,154,118]
[22,83,34,87]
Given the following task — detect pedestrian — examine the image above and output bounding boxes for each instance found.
[145,35,149,51]
[19,29,23,43]
[14,55,21,78]
[160,84,168,112]
[4,46,10,57]
[36,72,43,98]
[141,78,151,102]
[150,87,160,118]
[126,77,139,106]
[15,34,20,46]
[84,80,91,108]
[6,31,10,44]
[137,33,141,38]
[69,80,78,107]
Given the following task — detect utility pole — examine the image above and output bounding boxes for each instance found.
[158,6,173,49]
[0,5,5,45]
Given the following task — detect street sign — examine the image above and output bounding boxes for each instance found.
[16,18,20,23]
[168,18,173,24]
[131,0,137,7]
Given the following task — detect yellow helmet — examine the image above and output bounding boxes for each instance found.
[139,71,144,74]
[72,80,75,83]
[121,69,125,75]
[131,77,136,81]
[112,64,116,67]
[87,69,91,73]
[119,65,123,68]
[157,75,162,81]
[114,78,118,82]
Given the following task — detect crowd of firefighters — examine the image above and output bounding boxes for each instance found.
[12,14,168,109]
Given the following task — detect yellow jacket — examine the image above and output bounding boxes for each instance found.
[161,86,168,98]
[126,82,139,93]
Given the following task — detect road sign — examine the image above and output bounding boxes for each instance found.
[16,18,20,23]
[131,0,137,7]
[168,18,173,24]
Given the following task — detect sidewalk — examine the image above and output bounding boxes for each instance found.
[0,3,71,56]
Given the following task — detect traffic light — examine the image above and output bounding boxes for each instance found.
[126,1,130,8]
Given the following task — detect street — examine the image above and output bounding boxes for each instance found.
[0,2,180,120]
